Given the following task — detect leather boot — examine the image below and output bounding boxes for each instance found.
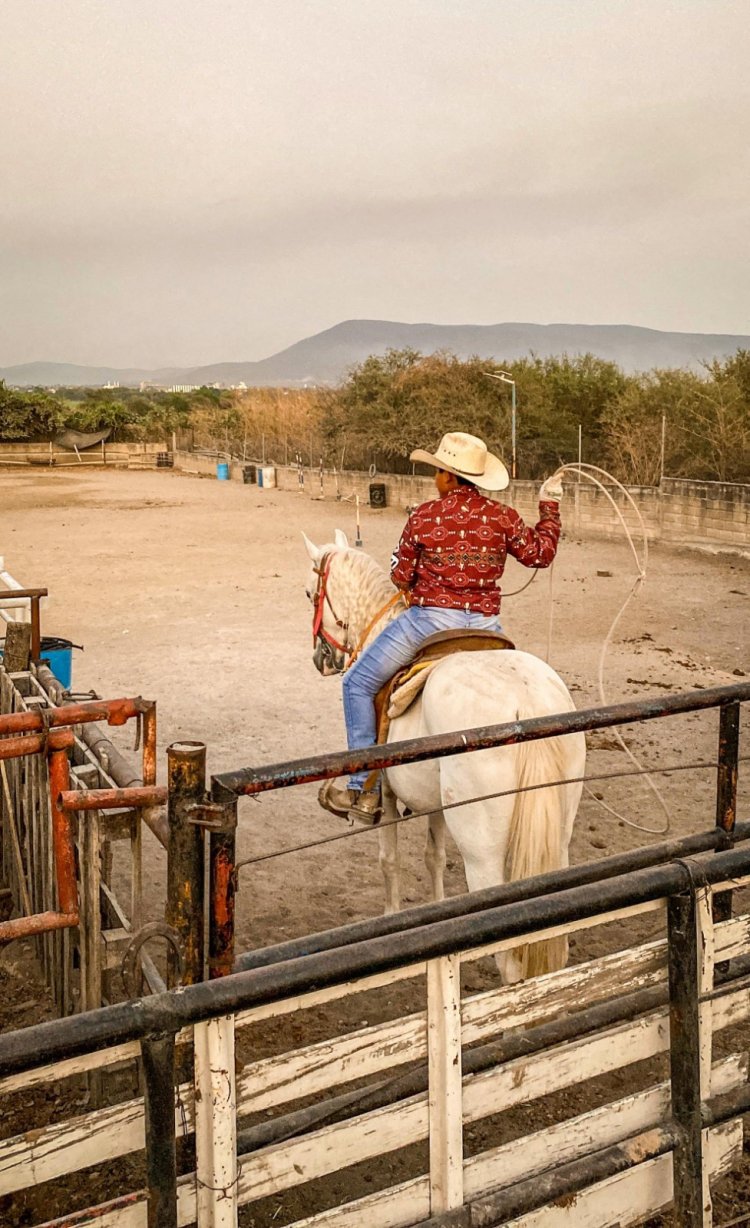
[348,789,383,827]
[318,779,358,817]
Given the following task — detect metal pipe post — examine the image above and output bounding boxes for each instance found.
[142,1034,178,1228]
[208,783,237,980]
[511,379,517,480]
[716,701,740,843]
[141,701,158,787]
[714,700,740,938]
[667,885,705,1226]
[48,746,78,917]
[166,742,206,986]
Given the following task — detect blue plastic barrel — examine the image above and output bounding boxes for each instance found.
[40,637,76,688]
[216,461,229,481]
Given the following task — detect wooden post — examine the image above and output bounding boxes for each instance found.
[668,881,712,1226]
[427,953,463,1214]
[195,1015,238,1226]
[2,622,31,673]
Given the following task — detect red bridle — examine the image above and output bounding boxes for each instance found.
[311,553,350,657]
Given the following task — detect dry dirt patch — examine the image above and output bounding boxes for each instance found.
[1,467,749,1224]
[2,465,747,951]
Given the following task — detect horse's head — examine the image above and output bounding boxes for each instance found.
[302,529,351,675]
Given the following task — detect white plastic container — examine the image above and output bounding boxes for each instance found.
[260,466,276,489]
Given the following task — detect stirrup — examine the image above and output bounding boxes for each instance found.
[318,779,357,818]
[348,788,382,827]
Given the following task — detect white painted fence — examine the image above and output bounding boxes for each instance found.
[0,874,748,1227]
[0,556,36,626]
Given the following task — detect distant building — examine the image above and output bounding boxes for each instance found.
[169,384,201,393]
[103,380,120,389]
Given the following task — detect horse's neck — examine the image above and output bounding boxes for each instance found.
[333,550,402,650]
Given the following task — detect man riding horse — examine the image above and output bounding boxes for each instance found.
[320,431,564,825]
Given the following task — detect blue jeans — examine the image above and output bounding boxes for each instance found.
[342,605,503,791]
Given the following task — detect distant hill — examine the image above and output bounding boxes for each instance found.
[3,320,749,388]
[0,360,184,388]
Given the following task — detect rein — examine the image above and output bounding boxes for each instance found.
[311,553,349,655]
[346,590,406,670]
[311,551,407,671]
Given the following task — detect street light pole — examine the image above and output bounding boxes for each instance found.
[485,371,517,480]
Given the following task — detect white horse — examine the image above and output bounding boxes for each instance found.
[304,530,586,983]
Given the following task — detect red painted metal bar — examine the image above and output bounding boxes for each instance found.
[58,786,167,812]
[49,748,79,918]
[0,696,149,737]
[0,740,79,942]
[166,742,206,986]
[0,910,78,942]
[0,728,75,760]
[208,785,237,980]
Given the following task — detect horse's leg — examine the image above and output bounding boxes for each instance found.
[425,811,447,901]
[378,783,400,914]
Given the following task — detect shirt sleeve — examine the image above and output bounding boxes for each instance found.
[390,513,421,588]
[505,500,561,568]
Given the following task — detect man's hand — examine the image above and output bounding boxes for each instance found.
[539,474,563,503]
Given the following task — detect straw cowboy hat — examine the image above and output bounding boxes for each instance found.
[410,431,509,492]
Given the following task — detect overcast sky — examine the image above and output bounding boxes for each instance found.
[2,0,748,368]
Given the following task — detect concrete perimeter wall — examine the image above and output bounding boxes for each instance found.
[1,442,746,551]
[174,453,749,556]
[0,441,167,469]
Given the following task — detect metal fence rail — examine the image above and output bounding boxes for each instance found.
[1,841,750,1227]
[213,680,750,796]
[0,663,161,1016]
[0,681,745,1226]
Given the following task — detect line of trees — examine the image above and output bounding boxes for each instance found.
[316,349,750,485]
[0,383,207,444]
[3,347,749,485]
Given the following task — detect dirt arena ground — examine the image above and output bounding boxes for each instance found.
[2,465,747,950]
[1,465,748,1225]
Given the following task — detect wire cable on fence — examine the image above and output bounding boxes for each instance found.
[234,753,750,871]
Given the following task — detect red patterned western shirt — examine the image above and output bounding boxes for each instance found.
[390,488,561,615]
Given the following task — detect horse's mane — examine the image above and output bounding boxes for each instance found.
[333,547,400,637]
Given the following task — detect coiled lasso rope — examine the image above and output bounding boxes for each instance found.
[539,462,672,836]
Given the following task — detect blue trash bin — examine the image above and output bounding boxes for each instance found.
[216,461,229,480]
[40,636,79,688]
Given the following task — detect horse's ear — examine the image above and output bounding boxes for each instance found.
[334,529,349,549]
[302,532,320,563]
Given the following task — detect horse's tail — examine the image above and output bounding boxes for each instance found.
[504,733,572,979]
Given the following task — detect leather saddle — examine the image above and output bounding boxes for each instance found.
[373,629,515,743]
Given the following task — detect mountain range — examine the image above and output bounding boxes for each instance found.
[3,319,749,388]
